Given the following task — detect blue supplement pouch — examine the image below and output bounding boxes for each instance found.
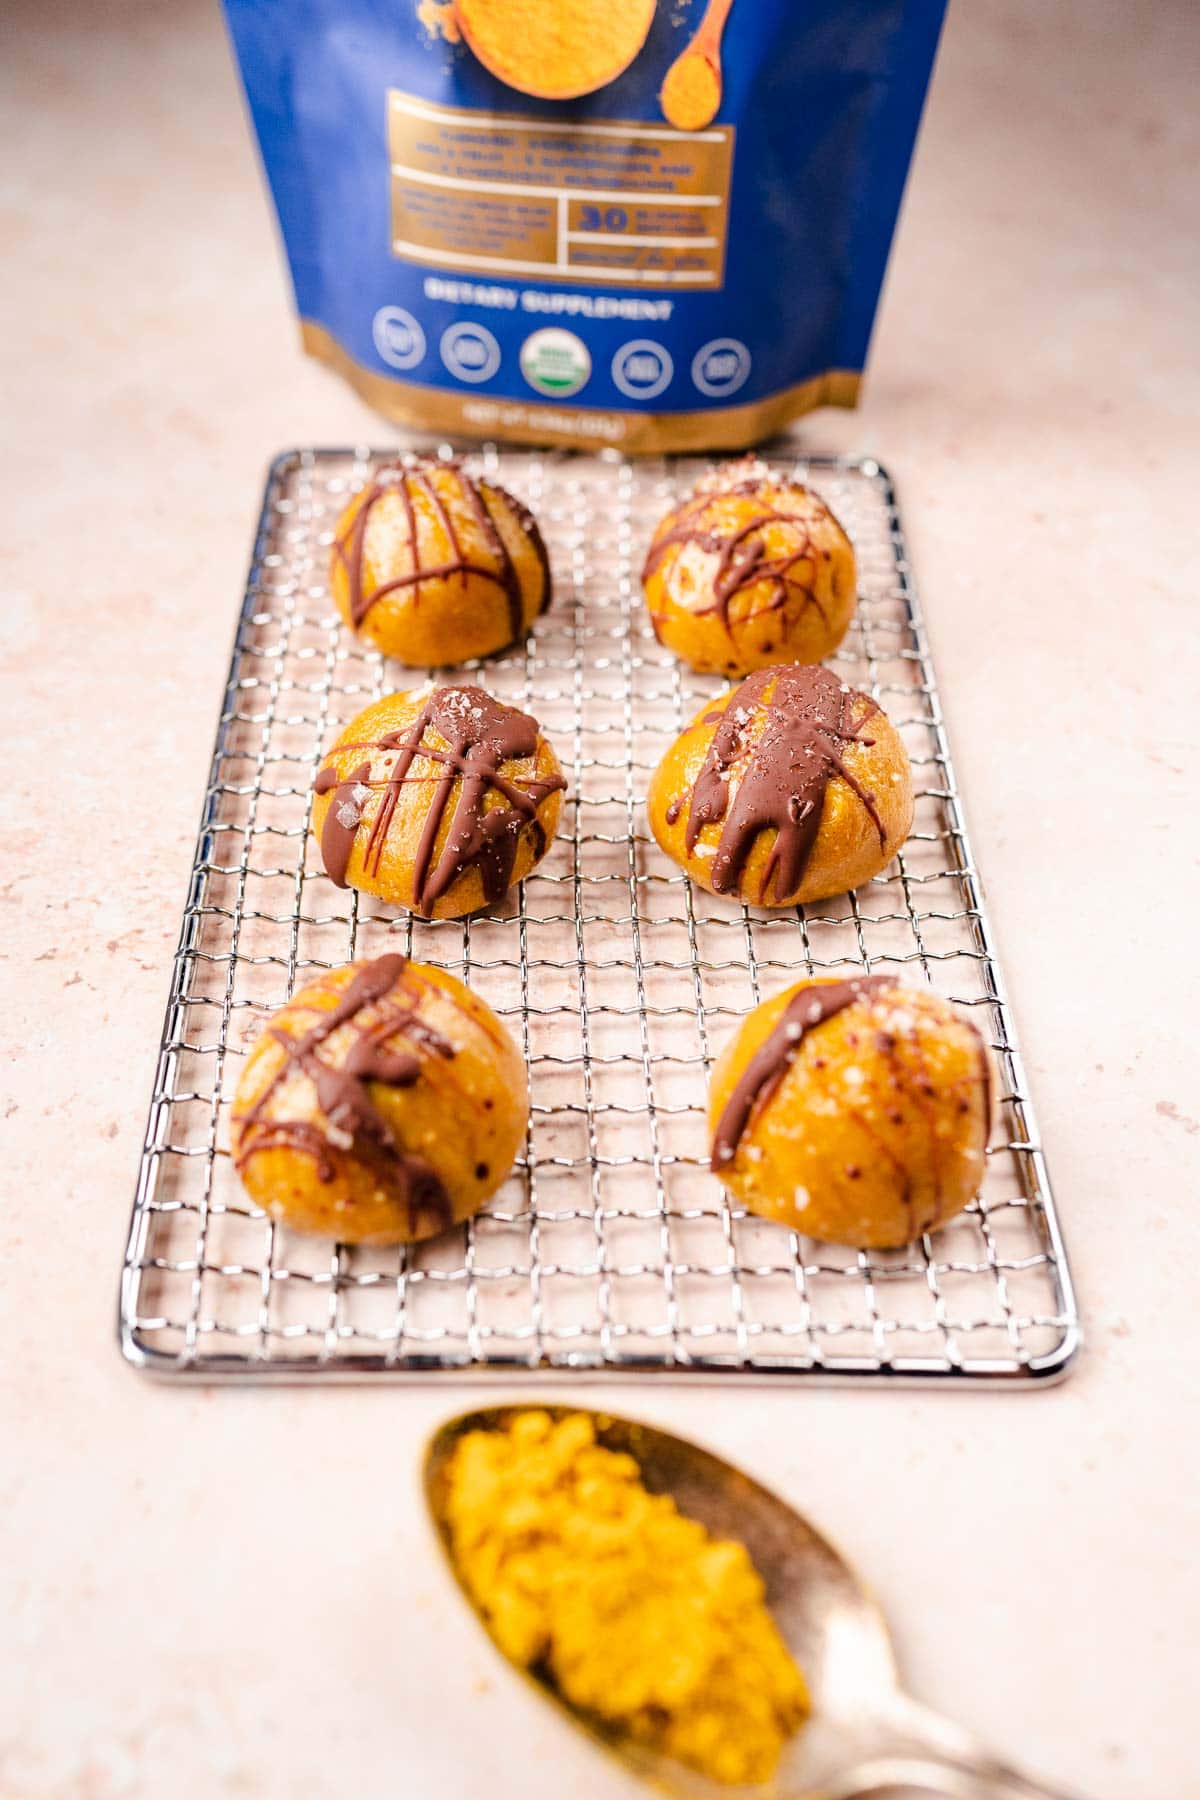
[223,0,945,452]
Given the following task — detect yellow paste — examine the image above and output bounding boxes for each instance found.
[441,1410,809,1786]
[661,50,721,130]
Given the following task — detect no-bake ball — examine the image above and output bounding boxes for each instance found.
[312,684,565,918]
[231,954,527,1244]
[330,457,550,665]
[708,975,994,1248]
[646,664,913,908]
[642,466,856,675]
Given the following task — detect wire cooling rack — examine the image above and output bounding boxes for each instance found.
[120,447,1079,1384]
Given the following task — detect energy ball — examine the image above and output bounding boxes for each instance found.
[231,954,528,1245]
[646,664,913,908]
[708,974,994,1248]
[312,685,565,919]
[330,457,549,665]
[642,467,856,675]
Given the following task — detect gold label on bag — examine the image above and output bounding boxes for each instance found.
[387,90,733,287]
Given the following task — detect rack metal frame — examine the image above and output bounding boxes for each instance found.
[119,447,1079,1385]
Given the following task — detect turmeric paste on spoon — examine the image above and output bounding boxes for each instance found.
[440,1410,809,1786]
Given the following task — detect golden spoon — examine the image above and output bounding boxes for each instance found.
[425,1407,1085,1800]
[660,0,736,131]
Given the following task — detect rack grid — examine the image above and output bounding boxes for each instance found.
[120,447,1079,1384]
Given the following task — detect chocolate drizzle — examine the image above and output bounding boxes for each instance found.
[332,457,550,643]
[315,760,371,890]
[234,954,455,1232]
[643,479,839,639]
[315,686,566,915]
[712,975,892,1170]
[668,665,885,904]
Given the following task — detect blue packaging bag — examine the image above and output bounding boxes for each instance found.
[223,0,945,452]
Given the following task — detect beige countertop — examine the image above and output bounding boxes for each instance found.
[3,0,1197,1794]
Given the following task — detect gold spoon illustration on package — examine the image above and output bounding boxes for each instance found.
[661,0,736,130]
[426,1408,1085,1800]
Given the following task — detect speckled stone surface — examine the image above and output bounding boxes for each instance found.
[2,1,1197,1794]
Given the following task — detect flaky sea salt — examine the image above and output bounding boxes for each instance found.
[694,454,771,497]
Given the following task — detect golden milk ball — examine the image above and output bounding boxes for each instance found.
[311,684,565,919]
[647,664,913,908]
[330,457,549,665]
[709,975,995,1248]
[231,955,528,1244]
[643,465,856,676]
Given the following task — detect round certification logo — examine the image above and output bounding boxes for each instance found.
[372,305,426,372]
[519,327,591,398]
[440,321,501,384]
[691,337,752,399]
[611,339,673,401]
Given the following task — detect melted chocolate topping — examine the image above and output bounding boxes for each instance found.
[712,975,893,1170]
[714,980,993,1235]
[643,478,839,639]
[331,457,550,642]
[667,664,885,905]
[315,760,371,890]
[234,953,455,1233]
[316,686,566,916]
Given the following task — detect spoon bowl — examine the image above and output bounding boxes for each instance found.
[425,1407,1082,1800]
[659,0,735,131]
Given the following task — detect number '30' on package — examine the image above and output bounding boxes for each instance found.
[223,0,946,453]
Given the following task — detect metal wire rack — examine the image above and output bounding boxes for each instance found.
[120,446,1079,1384]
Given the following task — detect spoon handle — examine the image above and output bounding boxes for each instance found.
[693,0,736,58]
[812,1694,1087,1800]
[818,1756,1081,1799]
